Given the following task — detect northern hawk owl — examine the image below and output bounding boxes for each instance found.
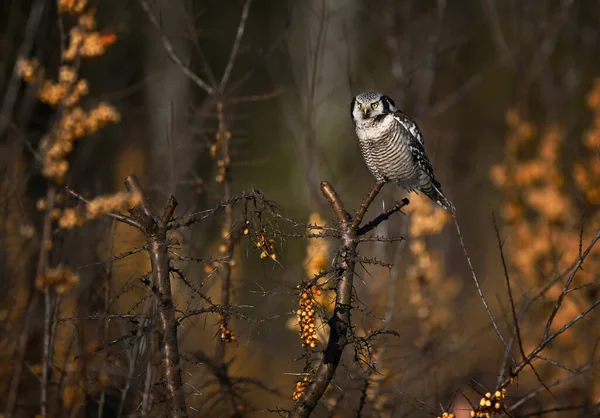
[350,92,455,212]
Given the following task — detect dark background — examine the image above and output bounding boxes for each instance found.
[1,1,599,417]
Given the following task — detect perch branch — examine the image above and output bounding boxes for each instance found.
[352,182,384,230]
[289,181,406,418]
[358,198,410,236]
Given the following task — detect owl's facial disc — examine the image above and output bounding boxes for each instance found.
[352,93,386,123]
[355,100,370,119]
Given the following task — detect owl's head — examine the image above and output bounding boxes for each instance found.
[351,92,396,123]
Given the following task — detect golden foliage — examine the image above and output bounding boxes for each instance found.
[58,0,87,14]
[574,78,600,205]
[489,79,600,405]
[5,4,128,414]
[404,195,459,347]
[35,264,79,294]
[303,212,330,278]
[16,5,120,185]
[490,101,600,296]
[85,191,142,219]
[58,207,83,229]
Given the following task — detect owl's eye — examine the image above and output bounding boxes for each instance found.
[371,103,378,109]
[357,103,362,109]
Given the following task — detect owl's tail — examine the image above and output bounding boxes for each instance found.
[420,183,456,213]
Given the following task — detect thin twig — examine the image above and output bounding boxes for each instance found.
[358,198,410,236]
[65,187,143,230]
[0,0,47,137]
[352,183,385,230]
[453,215,512,354]
[139,0,215,95]
[219,0,253,91]
[493,216,521,365]
[543,227,600,341]
[494,216,550,397]
[98,219,116,418]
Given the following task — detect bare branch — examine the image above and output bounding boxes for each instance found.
[124,175,187,418]
[321,181,351,226]
[453,216,512,354]
[6,186,56,417]
[289,181,406,418]
[358,198,410,236]
[493,216,521,365]
[139,0,215,95]
[352,182,384,230]
[219,0,253,91]
[0,0,47,138]
[543,227,600,341]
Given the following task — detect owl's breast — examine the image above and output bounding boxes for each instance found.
[355,117,415,183]
[356,124,389,182]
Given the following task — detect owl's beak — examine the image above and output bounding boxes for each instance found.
[363,107,369,116]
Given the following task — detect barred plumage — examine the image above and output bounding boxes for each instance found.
[350,92,455,212]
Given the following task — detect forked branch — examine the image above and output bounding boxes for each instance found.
[289,181,407,418]
[124,175,187,418]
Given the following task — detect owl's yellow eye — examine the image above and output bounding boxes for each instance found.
[357,103,362,109]
[371,103,378,109]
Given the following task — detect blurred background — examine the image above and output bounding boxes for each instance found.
[1,0,599,417]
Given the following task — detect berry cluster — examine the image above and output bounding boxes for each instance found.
[256,228,276,260]
[292,376,310,402]
[471,389,506,418]
[297,286,321,348]
[219,316,236,343]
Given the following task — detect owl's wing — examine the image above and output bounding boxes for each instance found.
[393,111,441,187]
[392,111,425,146]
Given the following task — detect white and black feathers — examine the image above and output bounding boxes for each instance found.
[350,92,455,212]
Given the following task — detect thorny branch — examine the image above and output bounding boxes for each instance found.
[500,227,600,386]
[289,181,408,418]
[123,175,188,418]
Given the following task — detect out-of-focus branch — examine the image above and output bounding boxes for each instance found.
[0,0,46,138]
[219,0,253,91]
[212,100,242,415]
[5,186,56,418]
[139,0,214,95]
[289,181,407,418]
[483,0,517,70]
[508,227,600,379]
[124,175,187,418]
